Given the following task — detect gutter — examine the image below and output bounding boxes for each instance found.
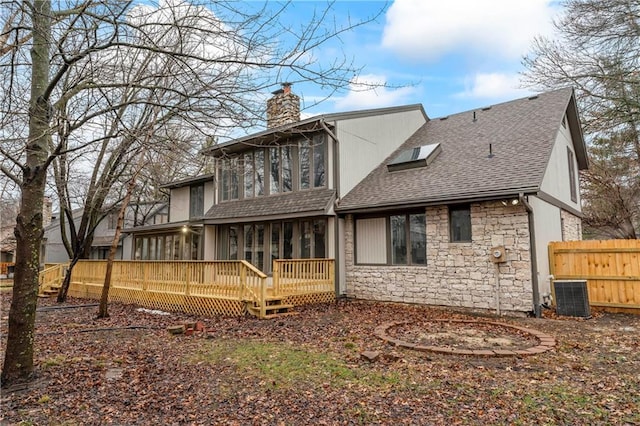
[320,118,341,297]
[519,192,541,318]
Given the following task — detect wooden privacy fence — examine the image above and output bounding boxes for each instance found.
[62,259,335,317]
[548,240,640,312]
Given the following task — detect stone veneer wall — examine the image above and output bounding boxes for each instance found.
[560,210,582,241]
[345,201,534,312]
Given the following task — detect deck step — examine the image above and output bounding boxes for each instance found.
[260,311,300,320]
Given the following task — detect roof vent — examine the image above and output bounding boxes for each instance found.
[481,106,491,111]
[387,143,442,172]
[439,116,449,121]
[528,95,539,100]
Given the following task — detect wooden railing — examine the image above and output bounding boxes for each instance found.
[38,263,66,293]
[549,239,640,312]
[273,259,335,295]
[66,259,337,317]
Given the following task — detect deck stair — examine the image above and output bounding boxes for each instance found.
[247,296,298,319]
[39,284,61,298]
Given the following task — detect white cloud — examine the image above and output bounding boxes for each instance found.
[382,0,556,61]
[456,72,532,100]
[333,74,417,110]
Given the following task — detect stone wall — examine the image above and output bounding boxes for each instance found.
[345,201,534,312]
[561,210,582,241]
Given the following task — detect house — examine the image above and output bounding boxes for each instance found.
[126,83,428,269]
[44,202,168,263]
[336,88,587,315]
[126,84,587,315]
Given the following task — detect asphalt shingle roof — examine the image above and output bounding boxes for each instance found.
[336,88,583,212]
[203,188,336,223]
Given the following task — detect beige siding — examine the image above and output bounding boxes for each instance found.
[540,115,582,210]
[336,109,426,196]
[170,187,190,222]
[204,180,215,212]
[529,196,563,298]
[355,217,387,264]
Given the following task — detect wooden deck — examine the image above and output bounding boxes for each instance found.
[39,259,335,318]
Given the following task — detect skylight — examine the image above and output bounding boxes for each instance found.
[387,143,442,172]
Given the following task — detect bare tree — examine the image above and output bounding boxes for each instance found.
[522,0,640,238]
[0,0,385,385]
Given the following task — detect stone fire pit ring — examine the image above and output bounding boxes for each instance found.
[374,319,556,357]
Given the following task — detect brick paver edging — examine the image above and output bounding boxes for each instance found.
[374,319,556,357]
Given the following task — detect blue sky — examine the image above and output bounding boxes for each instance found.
[265,0,563,119]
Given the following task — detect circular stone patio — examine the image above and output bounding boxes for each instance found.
[374,319,556,357]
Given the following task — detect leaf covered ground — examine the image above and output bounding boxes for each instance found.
[1,293,639,425]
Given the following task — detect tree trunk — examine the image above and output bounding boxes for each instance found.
[1,0,51,386]
[98,171,138,318]
[57,256,80,303]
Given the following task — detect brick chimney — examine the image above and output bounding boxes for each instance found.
[266,83,300,128]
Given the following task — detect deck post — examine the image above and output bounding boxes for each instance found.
[185,263,191,296]
[273,260,280,296]
[260,276,267,318]
[240,264,247,300]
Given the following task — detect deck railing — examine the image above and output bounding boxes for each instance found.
[38,263,66,292]
[63,259,333,317]
[273,258,335,295]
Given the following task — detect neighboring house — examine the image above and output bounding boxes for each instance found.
[126,84,588,315]
[44,202,168,264]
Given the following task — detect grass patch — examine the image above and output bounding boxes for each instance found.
[190,339,401,390]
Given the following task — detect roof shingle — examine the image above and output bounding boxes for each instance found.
[336,88,583,212]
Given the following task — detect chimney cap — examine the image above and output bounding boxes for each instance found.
[272,82,293,95]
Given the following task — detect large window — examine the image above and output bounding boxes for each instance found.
[220,158,239,201]
[134,231,201,260]
[219,218,326,273]
[220,135,326,202]
[190,184,204,218]
[449,205,471,242]
[300,134,326,190]
[355,213,426,265]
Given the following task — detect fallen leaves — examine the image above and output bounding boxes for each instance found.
[0,294,639,425]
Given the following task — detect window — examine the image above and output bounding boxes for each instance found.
[218,219,326,272]
[300,135,326,189]
[190,184,204,218]
[219,158,239,201]
[387,143,442,172]
[133,230,201,260]
[450,205,471,242]
[567,147,577,203]
[355,213,426,265]
[244,152,254,198]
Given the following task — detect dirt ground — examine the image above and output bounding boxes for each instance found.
[1,293,639,425]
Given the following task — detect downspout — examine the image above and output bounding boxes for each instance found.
[519,193,541,318]
[320,119,342,296]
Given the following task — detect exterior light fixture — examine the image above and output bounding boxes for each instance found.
[182,225,188,233]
